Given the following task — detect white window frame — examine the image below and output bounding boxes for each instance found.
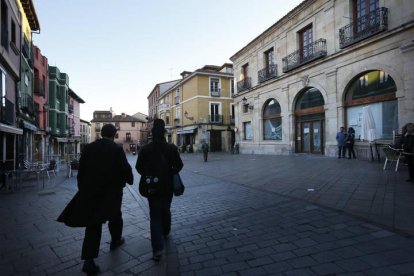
[209,77,221,96]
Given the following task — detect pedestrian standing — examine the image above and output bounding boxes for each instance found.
[201,140,209,162]
[346,127,356,159]
[136,119,183,262]
[403,123,414,183]
[57,124,133,274]
[336,126,347,158]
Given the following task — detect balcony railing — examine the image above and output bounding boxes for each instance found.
[339,7,388,49]
[34,79,45,96]
[22,37,30,58]
[20,93,35,115]
[258,64,278,83]
[68,104,74,114]
[209,114,223,124]
[174,96,180,105]
[210,89,221,97]
[174,118,180,126]
[159,103,170,112]
[282,39,327,72]
[124,137,132,142]
[1,27,8,50]
[237,77,252,93]
[1,98,15,125]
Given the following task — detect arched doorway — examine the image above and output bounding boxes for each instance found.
[295,87,325,154]
[344,70,398,140]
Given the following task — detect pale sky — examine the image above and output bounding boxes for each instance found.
[33,0,303,121]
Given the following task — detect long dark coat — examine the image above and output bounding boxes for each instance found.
[57,138,133,227]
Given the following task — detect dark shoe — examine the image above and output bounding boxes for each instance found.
[152,250,163,262]
[152,254,162,262]
[110,237,125,251]
[82,260,100,274]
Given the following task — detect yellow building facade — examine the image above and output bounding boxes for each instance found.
[158,64,235,152]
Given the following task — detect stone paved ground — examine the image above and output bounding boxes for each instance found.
[0,152,413,275]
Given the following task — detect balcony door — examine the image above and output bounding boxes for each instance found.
[299,25,313,61]
[354,0,379,33]
[210,103,221,123]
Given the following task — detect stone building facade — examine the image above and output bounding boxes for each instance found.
[230,0,414,157]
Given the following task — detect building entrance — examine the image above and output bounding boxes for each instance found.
[296,118,324,154]
[294,87,325,154]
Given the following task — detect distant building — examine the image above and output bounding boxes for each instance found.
[48,66,69,159]
[16,0,41,164]
[33,45,49,161]
[157,64,234,152]
[147,79,179,125]
[91,111,148,152]
[80,119,91,151]
[67,89,85,156]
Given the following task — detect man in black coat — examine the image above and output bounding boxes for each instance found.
[58,124,133,274]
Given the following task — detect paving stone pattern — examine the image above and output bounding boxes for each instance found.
[0,153,413,275]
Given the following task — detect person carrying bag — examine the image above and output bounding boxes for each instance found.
[135,119,183,261]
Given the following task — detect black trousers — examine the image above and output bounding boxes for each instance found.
[347,143,356,158]
[338,146,346,157]
[148,193,173,254]
[407,155,414,181]
[81,190,123,260]
[203,151,208,161]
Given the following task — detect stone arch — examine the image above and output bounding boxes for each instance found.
[338,63,404,102]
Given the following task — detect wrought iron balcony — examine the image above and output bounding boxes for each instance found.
[258,64,278,83]
[34,79,45,96]
[159,103,170,112]
[1,98,15,125]
[174,118,180,126]
[282,39,327,72]
[22,37,30,58]
[1,27,8,50]
[20,93,35,115]
[68,104,74,114]
[237,77,252,93]
[339,7,388,49]
[209,114,223,124]
[174,96,180,105]
[210,89,221,97]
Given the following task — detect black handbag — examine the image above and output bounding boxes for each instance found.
[172,173,185,196]
[139,175,162,197]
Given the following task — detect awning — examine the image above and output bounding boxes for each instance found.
[22,121,38,132]
[176,125,198,135]
[0,123,23,135]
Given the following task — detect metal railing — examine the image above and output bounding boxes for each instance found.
[1,98,15,125]
[209,114,223,124]
[174,118,180,126]
[210,89,221,97]
[1,27,8,50]
[237,77,252,93]
[20,93,35,115]
[282,38,327,72]
[339,7,388,49]
[258,64,278,83]
[34,79,45,96]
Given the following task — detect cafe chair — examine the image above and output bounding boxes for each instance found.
[383,146,403,172]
